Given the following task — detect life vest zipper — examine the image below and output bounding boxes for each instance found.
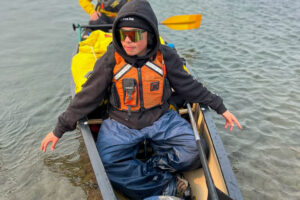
[137,68,145,111]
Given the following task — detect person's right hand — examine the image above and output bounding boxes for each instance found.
[90,11,101,21]
[40,132,59,152]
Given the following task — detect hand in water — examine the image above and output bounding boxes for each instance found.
[222,110,242,131]
[40,132,59,152]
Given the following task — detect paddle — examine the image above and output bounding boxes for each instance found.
[73,14,202,41]
[186,103,219,200]
[160,14,202,30]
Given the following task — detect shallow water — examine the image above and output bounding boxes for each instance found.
[0,0,299,199]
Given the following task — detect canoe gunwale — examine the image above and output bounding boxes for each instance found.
[201,105,243,200]
[79,120,117,200]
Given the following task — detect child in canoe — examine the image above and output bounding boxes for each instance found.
[41,0,242,199]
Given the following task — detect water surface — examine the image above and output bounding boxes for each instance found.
[0,0,299,199]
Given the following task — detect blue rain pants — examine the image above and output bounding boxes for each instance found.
[96,110,207,200]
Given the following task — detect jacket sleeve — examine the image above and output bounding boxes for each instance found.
[53,45,115,138]
[79,0,95,15]
[162,45,227,115]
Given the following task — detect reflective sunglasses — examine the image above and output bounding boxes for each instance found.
[119,29,146,42]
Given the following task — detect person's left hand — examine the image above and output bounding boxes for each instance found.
[221,110,242,131]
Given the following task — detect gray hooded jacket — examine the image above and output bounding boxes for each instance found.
[53,0,226,138]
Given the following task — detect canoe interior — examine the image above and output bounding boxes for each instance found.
[83,103,228,200]
[183,104,228,199]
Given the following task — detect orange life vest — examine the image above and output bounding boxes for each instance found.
[110,51,168,116]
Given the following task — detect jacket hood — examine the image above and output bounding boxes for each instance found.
[112,0,160,64]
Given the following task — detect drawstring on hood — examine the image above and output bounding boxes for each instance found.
[112,0,160,65]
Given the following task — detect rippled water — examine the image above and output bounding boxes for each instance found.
[0,0,299,199]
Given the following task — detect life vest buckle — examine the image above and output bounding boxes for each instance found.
[122,78,137,119]
[122,78,136,102]
[124,85,134,100]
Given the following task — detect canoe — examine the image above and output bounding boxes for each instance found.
[70,26,243,200]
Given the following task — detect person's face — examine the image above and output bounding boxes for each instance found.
[119,27,148,56]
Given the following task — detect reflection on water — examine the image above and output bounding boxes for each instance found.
[43,132,102,200]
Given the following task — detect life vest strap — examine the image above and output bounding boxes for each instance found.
[114,64,132,80]
[99,8,118,18]
[145,61,164,76]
